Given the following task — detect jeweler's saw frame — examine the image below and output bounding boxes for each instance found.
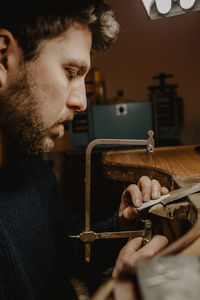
[69,130,155,262]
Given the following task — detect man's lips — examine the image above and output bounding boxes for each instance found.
[57,118,73,130]
[58,112,74,125]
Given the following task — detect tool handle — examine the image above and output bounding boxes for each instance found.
[95,230,145,239]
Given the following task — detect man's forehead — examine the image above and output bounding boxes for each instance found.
[57,24,92,69]
[57,41,91,70]
[37,25,91,70]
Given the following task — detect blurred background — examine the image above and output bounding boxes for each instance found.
[90,0,200,145]
[45,0,200,220]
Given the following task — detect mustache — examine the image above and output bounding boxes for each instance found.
[57,111,75,125]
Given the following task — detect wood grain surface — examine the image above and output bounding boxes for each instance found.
[103,144,200,178]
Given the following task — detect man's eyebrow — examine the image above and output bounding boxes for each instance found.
[65,59,90,72]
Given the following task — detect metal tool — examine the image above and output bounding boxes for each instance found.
[68,131,155,262]
[68,220,151,243]
[137,181,200,211]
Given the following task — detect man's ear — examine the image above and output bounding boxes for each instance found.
[0,29,21,87]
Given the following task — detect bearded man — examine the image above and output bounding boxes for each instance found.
[0,2,168,299]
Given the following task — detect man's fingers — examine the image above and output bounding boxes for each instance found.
[151,179,161,199]
[138,235,168,255]
[116,237,143,263]
[118,235,168,261]
[113,281,138,300]
[161,186,169,194]
[123,184,142,208]
[112,235,168,278]
[138,176,152,202]
[119,177,170,221]
[138,176,169,201]
[121,237,144,255]
[127,235,168,267]
[122,206,138,220]
[112,237,144,278]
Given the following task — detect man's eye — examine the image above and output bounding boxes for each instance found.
[65,68,78,79]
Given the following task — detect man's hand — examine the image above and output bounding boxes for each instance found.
[112,235,168,278]
[119,176,169,220]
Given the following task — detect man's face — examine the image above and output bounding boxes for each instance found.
[0,22,91,155]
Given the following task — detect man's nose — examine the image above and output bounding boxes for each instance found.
[67,81,87,112]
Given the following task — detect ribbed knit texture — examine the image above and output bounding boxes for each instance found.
[0,151,120,299]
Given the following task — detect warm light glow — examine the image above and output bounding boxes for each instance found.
[155,0,172,14]
[179,0,196,9]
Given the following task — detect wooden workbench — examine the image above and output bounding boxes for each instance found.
[102,144,200,189]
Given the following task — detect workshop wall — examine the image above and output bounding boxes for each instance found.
[91,0,200,145]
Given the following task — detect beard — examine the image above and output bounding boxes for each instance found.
[0,66,61,156]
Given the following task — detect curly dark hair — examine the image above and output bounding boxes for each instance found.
[0,0,119,61]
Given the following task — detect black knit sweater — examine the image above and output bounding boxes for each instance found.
[0,152,120,300]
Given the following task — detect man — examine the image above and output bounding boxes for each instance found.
[0,1,168,299]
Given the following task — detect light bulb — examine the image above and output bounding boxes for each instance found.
[155,0,172,14]
[179,0,196,9]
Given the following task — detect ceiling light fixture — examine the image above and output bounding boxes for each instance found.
[140,0,200,19]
